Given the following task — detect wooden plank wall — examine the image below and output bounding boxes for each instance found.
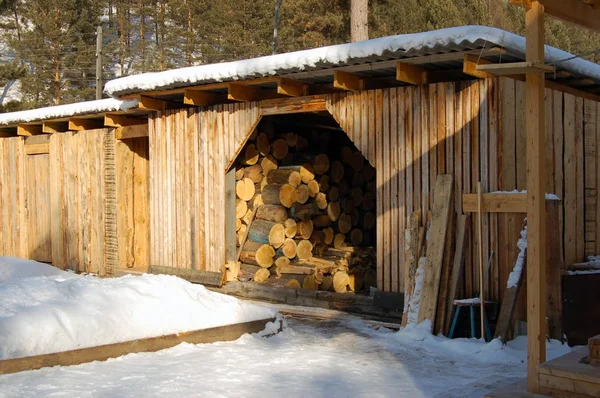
[0,137,28,258]
[116,137,150,269]
[327,77,599,296]
[48,130,109,274]
[149,103,260,272]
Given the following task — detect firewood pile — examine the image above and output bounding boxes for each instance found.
[232,122,376,293]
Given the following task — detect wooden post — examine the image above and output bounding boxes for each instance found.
[225,168,237,262]
[477,182,485,339]
[526,1,547,393]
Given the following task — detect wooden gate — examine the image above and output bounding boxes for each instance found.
[25,136,52,263]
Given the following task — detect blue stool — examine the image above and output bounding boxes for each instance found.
[448,298,493,341]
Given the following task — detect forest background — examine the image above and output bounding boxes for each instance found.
[0,0,599,111]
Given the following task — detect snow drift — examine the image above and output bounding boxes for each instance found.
[0,257,276,360]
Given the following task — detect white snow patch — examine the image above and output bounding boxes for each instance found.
[0,257,77,283]
[507,225,527,288]
[104,25,600,98]
[0,98,139,126]
[406,257,426,325]
[454,297,482,305]
[568,270,600,275]
[587,255,600,262]
[0,259,276,360]
[490,189,560,200]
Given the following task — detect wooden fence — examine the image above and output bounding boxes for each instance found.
[148,103,260,272]
[0,129,149,275]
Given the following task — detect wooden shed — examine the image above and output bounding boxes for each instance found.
[1,26,599,327]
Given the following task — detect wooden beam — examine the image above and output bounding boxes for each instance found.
[333,70,365,91]
[463,193,528,213]
[511,0,600,32]
[0,318,278,375]
[463,54,494,79]
[227,83,280,102]
[24,134,50,155]
[138,95,170,111]
[183,89,227,106]
[148,265,223,287]
[104,113,147,128]
[115,124,149,140]
[396,62,428,85]
[476,61,555,76]
[42,121,69,134]
[277,78,308,97]
[525,0,546,393]
[68,118,104,131]
[0,129,16,137]
[260,95,328,115]
[17,124,43,136]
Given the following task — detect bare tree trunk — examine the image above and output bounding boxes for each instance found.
[350,0,368,42]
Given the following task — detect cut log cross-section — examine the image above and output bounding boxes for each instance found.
[236,178,256,201]
[262,183,297,208]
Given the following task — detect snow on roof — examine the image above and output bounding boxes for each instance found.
[105,25,600,97]
[0,98,139,127]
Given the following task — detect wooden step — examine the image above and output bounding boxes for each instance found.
[537,346,600,397]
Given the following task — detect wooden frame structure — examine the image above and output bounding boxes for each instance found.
[507,0,600,392]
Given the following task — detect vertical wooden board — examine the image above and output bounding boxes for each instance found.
[553,92,564,254]
[463,83,473,296]
[444,82,454,176]
[95,130,107,275]
[479,80,490,296]
[499,78,517,295]
[16,139,28,258]
[470,82,481,296]
[545,200,564,340]
[375,90,385,290]
[390,88,400,292]
[545,89,555,194]
[597,101,600,254]
[206,108,217,271]
[420,84,429,218]
[437,82,446,175]
[563,94,577,267]
[217,106,227,272]
[8,141,18,256]
[575,97,585,263]
[382,88,391,292]
[428,83,438,190]
[116,139,134,268]
[353,92,361,154]
[454,82,463,217]
[49,134,65,268]
[79,132,90,272]
[515,80,527,190]
[201,110,210,271]
[405,88,414,219]
[488,78,500,300]
[148,116,155,265]
[413,87,422,223]
[583,99,597,255]
[366,90,375,164]
[397,87,407,293]
[26,153,52,263]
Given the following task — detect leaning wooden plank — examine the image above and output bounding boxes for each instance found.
[494,221,527,343]
[444,214,470,335]
[434,206,455,336]
[417,174,453,330]
[148,265,223,287]
[401,211,421,327]
[0,317,277,375]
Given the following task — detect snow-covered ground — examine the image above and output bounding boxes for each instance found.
[0,257,572,397]
[0,257,275,359]
[0,314,570,398]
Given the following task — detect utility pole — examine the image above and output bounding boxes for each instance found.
[272,0,282,54]
[96,25,103,100]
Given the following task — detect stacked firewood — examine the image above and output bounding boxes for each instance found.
[233,123,376,293]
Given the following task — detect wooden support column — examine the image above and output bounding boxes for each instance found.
[525,0,546,393]
[225,168,237,263]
